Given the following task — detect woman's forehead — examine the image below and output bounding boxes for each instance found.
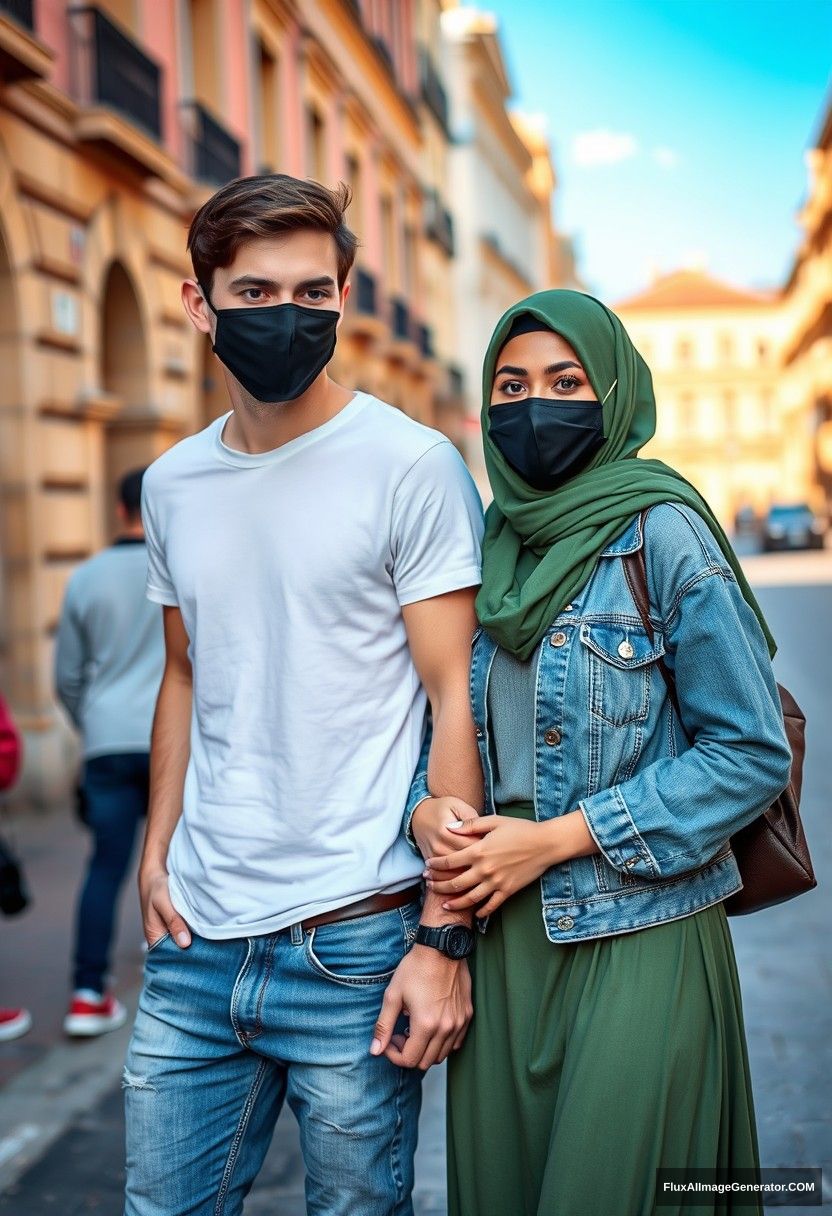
[497,328,581,368]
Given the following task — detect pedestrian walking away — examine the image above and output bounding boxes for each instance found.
[55,468,165,1037]
[413,290,795,1216]
[124,173,485,1216]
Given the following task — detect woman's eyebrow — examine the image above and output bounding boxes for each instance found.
[495,364,527,377]
[545,361,582,374]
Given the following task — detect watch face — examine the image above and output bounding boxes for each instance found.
[445,925,474,959]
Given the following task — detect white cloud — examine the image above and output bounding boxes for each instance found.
[652,146,681,169]
[572,129,638,167]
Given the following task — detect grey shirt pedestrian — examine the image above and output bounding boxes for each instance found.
[55,539,165,758]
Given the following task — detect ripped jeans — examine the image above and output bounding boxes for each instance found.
[123,899,423,1216]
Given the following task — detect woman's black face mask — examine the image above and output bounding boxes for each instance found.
[201,285,340,403]
[488,398,607,492]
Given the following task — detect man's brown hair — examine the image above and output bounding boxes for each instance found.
[187,174,357,295]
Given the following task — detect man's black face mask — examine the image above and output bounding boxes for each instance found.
[201,285,340,403]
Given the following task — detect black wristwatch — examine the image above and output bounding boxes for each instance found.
[415,923,475,960]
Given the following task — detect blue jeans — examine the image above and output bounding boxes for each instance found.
[124,897,424,1216]
[73,752,149,993]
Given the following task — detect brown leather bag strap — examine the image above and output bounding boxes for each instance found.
[620,509,692,744]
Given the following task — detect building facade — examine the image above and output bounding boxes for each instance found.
[616,269,795,528]
[440,4,565,493]
[781,93,832,516]
[0,0,563,806]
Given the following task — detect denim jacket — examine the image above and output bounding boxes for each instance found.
[405,503,792,943]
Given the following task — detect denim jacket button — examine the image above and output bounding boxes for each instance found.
[544,728,561,746]
[475,726,483,739]
[550,631,567,648]
[618,640,635,659]
[556,915,574,931]
[624,857,637,868]
[564,604,574,611]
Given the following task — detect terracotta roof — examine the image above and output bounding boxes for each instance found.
[615,269,774,311]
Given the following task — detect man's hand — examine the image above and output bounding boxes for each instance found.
[370,945,473,1070]
[139,866,192,949]
[411,795,480,861]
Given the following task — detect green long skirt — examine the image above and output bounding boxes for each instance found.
[447,803,762,1216]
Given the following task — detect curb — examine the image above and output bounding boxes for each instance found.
[0,986,140,1193]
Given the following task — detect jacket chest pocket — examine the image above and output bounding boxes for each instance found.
[580,622,666,727]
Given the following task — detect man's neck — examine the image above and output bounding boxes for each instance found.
[221,372,355,455]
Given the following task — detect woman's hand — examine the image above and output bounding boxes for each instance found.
[425,815,560,917]
[410,795,480,862]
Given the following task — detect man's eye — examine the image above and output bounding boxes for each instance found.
[244,289,265,301]
[304,289,329,302]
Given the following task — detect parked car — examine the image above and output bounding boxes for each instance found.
[761,503,826,552]
[733,505,760,538]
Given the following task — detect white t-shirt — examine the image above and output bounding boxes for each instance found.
[141,392,484,938]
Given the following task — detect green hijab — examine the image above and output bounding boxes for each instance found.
[476,289,775,660]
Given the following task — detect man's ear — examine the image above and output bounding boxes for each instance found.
[337,279,352,327]
[182,279,212,335]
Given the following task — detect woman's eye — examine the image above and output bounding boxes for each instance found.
[556,375,581,392]
[499,380,526,396]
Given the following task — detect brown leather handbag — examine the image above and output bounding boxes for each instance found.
[621,510,816,916]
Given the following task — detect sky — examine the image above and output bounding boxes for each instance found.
[467,0,832,302]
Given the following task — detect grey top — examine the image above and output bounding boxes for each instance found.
[54,540,165,758]
[487,644,537,805]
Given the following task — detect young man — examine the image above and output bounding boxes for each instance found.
[124,175,485,1216]
[55,468,164,1036]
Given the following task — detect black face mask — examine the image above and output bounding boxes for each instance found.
[488,398,607,491]
[201,287,340,403]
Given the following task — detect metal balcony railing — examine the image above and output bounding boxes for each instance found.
[70,6,162,140]
[392,298,411,343]
[0,0,33,28]
[417,323,434,359]
[419,47,449,133]
[355,267,377,316]
[424,187,455,258]
[181,100,241,186]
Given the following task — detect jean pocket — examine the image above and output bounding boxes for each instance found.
[305,900,419,987]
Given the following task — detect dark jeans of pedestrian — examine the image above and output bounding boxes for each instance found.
[73,752,149,993]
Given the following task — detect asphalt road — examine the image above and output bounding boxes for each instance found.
[0,554,829,1214]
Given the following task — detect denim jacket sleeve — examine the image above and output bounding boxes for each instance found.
[579,504,793,880]
[402,713,433,855]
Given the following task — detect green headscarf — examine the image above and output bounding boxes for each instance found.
[476,289,775,660]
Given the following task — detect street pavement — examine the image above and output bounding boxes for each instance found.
[0,549,829,1214]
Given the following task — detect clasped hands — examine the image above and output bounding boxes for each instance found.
[411,796,589,918]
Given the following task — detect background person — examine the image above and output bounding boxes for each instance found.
[55,468,164,1037]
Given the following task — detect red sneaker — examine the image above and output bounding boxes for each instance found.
[63,991,127,1038]
[0,1007,33,1042]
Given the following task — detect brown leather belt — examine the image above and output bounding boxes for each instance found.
[301,883,423,932]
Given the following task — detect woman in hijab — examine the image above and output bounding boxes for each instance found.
[419,290,791,1216]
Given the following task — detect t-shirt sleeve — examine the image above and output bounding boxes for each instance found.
[141,478,179,607]
[390,441,484,606]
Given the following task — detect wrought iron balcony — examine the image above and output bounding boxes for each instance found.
[0,0,52,82]
[355,267,377,316]
[0,0,33,29]
[448,365,465,397]
[181,101,241,186]
[419,47,449,133]
[392,298,412,344]
[424,188,455,258]
[417,323,434,360]
[70,7,162,141]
